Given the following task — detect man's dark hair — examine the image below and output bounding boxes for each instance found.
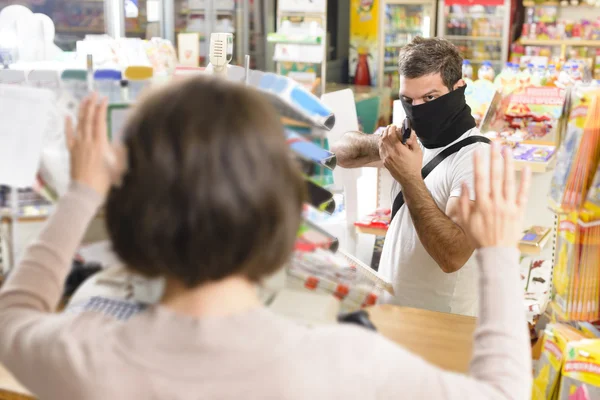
[105,76,306,287]
[398,37,463,90]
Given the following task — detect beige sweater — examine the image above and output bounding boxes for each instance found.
[0,183,531,399]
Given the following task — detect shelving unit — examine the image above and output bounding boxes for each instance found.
[268,0,328,95]
[444,35,502,42]
[515,156,557,174]
[438,0,511,72]
[520,38,600,59]
[377,0,437,96]
[517,2,600,65]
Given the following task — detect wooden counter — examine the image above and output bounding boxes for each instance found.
[0,363,32,399]
[0,305,476,398]
[368,305,476,373]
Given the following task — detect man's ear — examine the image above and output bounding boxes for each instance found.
[453,79,466,90]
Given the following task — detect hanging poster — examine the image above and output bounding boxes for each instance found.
[350,0,379,86]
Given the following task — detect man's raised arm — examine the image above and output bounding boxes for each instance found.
[330,131,383,168]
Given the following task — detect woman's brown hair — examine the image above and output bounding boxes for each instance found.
[105,76,305,287]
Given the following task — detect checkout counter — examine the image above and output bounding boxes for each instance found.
[0,305,476,398]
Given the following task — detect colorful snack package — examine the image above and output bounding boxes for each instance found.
[558,339,600,400]
[534,324,588,400]
[553,214,579,320]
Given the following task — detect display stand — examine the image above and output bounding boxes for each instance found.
[268,0,327,95]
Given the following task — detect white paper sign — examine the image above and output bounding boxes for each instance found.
[0,84,54,187]
[278,0,326,13]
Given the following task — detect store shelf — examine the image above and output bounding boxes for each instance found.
[469,59,503,64]
[519,233,552,256]
[385,42,410,48]
[56,27,104,34]
[56,27,145,35]
[355,226,388,236]
[267,33,322,45]
[520,38,600,47]
[384,29,423,34]
[445,35,503,41]
[522,1,559,6]
[447,13,504,18]
[384,66,398,72]
[515,155,556,174]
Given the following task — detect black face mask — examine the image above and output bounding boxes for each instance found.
[401,85,476,149]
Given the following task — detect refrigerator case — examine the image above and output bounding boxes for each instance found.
[378,0,436,95]
[437,0,511,75]
[349,0,436,89]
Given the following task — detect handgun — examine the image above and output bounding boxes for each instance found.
[401,118,412,144]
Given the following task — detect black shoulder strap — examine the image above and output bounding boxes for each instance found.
[390,136,491,221]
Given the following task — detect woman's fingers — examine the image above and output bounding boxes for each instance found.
[93,97,109,143]
[502,147,516,203]
[65,116,75,151]
[81,93,98,141]
[473,149,489,205]
[490,142,503,203]
[517,166,532,211]
[459,181,471,223]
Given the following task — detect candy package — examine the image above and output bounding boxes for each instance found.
[558,340,600,400]
[504,86,566,143]
[553,214,579,320]
[533,324,588,400]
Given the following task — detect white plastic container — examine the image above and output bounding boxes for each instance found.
[477,61,495,81]
[462,60,473,80]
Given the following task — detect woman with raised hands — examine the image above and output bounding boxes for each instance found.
[0,76,531,399]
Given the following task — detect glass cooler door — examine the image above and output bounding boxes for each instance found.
[438,0,511,75]
[378,0,436,98]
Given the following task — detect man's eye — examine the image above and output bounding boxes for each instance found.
[402,97,413,104]
[424,95,436,102]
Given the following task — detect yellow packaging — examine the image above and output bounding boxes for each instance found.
[584,164,600,216]
[534,324,588,400]
[553,214,579,320]
[558,339,600,399]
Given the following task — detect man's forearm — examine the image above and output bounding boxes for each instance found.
[331,131,381,168]
[402,179,474,273]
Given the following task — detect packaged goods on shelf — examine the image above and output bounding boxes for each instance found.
[584,160,600,215]
[577,321,600,338]
[533,323,588,400]
[296,220,339,253]
[287,249,380,314]
[516,2,600,80]
[520,226,553,257]
[465,75,497,124]
[557,339,600,399]
[550,89,600,211]
[481,85,566,157]
[354,209,391,232]
[552,212,600,322]
[522,4,600,42]
[551,166,600,324]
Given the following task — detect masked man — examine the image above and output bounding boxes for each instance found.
[332,37,490,316]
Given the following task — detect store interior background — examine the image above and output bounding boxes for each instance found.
[0,0,567,269]
[5,0,600,396]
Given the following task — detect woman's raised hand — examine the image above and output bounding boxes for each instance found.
[458,143,532,249]
[65,94,118,196]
